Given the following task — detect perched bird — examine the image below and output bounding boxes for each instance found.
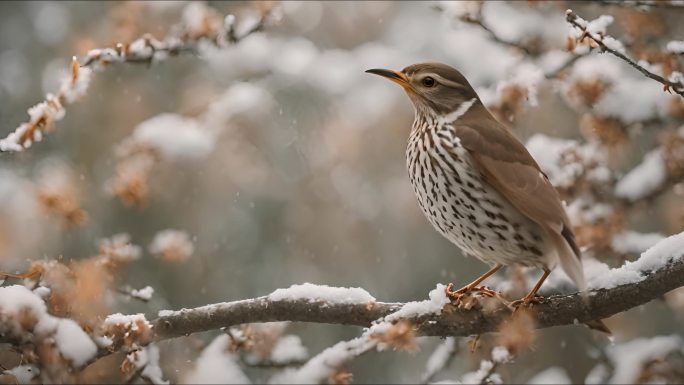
[366,62,586,306]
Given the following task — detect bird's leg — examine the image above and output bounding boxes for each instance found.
[445,264,502,301]
[510,268,551,308]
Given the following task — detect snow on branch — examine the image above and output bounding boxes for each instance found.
[0,2,276,153]
[10,230,669,372]
[565,9,684,98]
[1,233,683,380]
[148,244,683,341]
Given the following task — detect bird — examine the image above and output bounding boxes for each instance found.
[366,62,586,306]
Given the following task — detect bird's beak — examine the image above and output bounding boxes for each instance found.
[365,68,409,87]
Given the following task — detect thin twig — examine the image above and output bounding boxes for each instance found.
[566,9,684,97]
[432,3,542,56]
[0,4,274,153]
[596,0,684,9]
[460,15,539,56]
[544,52,587,79]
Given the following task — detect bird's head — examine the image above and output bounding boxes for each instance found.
[365,62,480,120]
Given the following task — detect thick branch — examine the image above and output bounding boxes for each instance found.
[151,258,684,340]
[566,9,684,97]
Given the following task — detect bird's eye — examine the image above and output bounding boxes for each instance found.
[422,77,435,87]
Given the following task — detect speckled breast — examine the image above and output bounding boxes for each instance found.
[406,120,551,268]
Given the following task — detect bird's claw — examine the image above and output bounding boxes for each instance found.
[445,283,498,302]
[509,294,545,310]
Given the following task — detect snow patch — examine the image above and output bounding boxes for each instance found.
[268,283,376,305]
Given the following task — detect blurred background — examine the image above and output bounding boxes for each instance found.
[1,1,683,383]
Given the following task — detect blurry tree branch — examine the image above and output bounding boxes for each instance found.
[566,9,684,97]
[596,0,684,9]
[0,3,275,153]
[432,3,542,57]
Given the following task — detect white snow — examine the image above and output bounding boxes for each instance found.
[666,40,684,54]
[157,309,174,317]
[128,344,168,385]
[563,55,671,123]
[527,367,572,384]
[385,284,450,321]
[494,63,545,107]
[435,0,480,20]
[491,346,511,364]
[0,285,97,367]
[0,97,65,151]
[269,335,309,364]
[601,36,626,54]
[268,283,376,304]
[460,359,501,385]
[526,134,607,189]
[104,313,150,330]
[131,286,155,301]
[588,230,684,289]
[204,82,275,126]
[606,335,683,384]
[423,337,457,382]
[183,335,251,384]
[148,229,195,262]
[53,319,98,367]
[269,334,375,384]
[586,15,614,36]
[98,233,143,262]
[610,231,665,255]
[59,63,92,103]
[128,113,215,160]
[594,78,670,124]
[585,364,609,385]
[614,149,667,201]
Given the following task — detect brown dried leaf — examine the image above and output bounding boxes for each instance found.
[371,320,418,352]
[497,309,537,355]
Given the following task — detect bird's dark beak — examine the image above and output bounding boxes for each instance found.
[365,68,409,86]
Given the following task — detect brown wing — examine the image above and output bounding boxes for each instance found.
[449,110,585,290]
[451,120,571,236]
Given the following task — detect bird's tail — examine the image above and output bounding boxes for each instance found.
[548,227,587,295]
[550,226,611,334]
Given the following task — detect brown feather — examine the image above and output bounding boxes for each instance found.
[449,103,588,292]
[451,103,571,234]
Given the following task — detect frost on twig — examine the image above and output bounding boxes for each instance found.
[565,9,684,97]
[0,2,276,153]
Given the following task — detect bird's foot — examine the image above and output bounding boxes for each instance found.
[445,283,498,302]
[508,294,545,309]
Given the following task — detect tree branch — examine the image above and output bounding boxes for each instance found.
[151,258,684,341]
[0,3,274,153]
[565,9,684,98]
[596,0,684,9]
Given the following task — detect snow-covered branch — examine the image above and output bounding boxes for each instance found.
[3,230,681,378]
[150,251,682,340]
[565,9,684,98]
[0,2,275,153]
